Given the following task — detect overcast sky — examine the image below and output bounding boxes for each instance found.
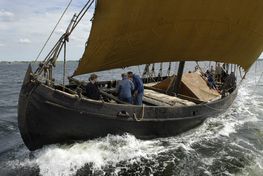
[1,1,263,62]
[0,0,94,61]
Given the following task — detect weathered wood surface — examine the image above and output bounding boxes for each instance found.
[144,89,195,106]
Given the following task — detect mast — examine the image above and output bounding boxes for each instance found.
[34,0,95,81]
[142,64,150,78]
[167,62,172,76]
[158,62,163,78]
[167,61,185,95]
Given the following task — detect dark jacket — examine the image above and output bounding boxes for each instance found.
[132,75,144,94]
[86,82,100,100]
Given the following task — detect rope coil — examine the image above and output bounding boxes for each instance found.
[133,104,145,121]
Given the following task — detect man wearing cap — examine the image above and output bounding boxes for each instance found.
[86,74,101,100]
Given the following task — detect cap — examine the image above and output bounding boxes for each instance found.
[89,73,98,81]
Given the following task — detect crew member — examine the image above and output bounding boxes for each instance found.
[127,71,144,105]
[86,74,100,100]
[205,70,217,90]
[222,72,236,93]
[215,63,222,82]
[116,73,134,103]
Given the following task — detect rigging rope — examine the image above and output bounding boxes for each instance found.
[34,0,73,63]
[174,62,178,75]
[137,65,142,76]
[195,61,205,75]
[70,0,94,35]
[142,64,150,77]
[34,0,94,78]
[34,0,73,62]
[255,59,257,86]
[202,61,263,112]
[158,62,163,78]
[151,64,156,77]
[63,41,67,86]
[167,62,171,76]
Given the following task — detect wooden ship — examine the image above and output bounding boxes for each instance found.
[18,0,263,151]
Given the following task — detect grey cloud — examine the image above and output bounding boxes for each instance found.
[0,9,15,22]
[19,38,32,44]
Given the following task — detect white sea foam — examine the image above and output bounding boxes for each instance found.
[214,79,262,138]
[18,134,165,176]
[218,121,237,137]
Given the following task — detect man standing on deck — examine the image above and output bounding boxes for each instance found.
[127,71,144,105]
[116,73,134,103]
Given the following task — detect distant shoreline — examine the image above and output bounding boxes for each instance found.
[0,60,78,64]
[0,58,263,64]
[1,59,262,64]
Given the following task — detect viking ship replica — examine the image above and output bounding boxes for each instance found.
[18,0,263,151]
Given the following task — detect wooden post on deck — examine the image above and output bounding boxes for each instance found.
[166,61,185,95]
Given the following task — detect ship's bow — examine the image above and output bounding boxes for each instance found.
[17,64,36,151]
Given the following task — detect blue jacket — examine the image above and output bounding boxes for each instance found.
[132,75,144,94]
[116,78,134,98]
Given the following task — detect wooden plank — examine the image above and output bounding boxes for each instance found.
[143,97,170,106]
[144,89,195,106]
[99,90,128,104]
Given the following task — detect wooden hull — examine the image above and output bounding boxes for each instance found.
[18,66,238,151]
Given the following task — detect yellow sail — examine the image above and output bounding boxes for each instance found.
[73,0,263,76]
